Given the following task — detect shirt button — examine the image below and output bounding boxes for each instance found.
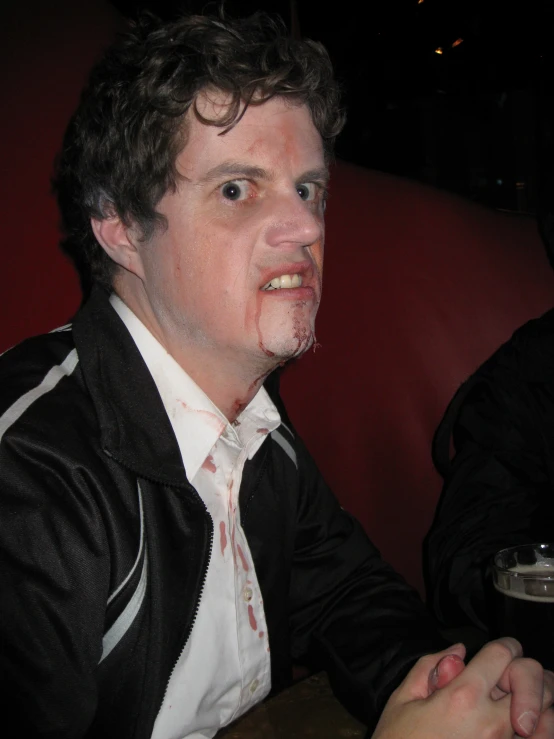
[243,586,253,602]
[250,679,259,693]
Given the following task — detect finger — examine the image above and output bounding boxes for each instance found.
[428,654,466,692]
[543,671,554,710]
[532,707,554,739]
[492,668,554,708]
[462,637,523,692]
[495,657,543,737]
[394,643,467,702]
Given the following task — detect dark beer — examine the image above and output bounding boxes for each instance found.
[493,548,554,671]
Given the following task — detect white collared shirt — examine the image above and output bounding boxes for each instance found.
[110,295,280,739]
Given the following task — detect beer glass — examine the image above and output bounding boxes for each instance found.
[493,543,554,670]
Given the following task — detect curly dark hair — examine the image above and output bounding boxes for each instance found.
[53,11,345,295]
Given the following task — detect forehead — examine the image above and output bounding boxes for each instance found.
[177,94,324,178]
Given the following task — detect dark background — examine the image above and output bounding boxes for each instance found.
[108,0,554,218]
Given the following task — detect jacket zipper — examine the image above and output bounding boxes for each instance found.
[103,448,215,717]
[157,490,214,709]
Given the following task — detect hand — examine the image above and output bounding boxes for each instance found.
[372,638,554,738]
[428,640,554,737]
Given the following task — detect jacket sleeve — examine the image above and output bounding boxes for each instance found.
[0,435,110,738]
[425,355,554,632]
[286,431,446,730]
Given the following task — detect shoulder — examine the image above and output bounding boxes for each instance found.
[0,325,93,455]
[504,307,554,380]
[484,307,554,383]
[434,308,554,465]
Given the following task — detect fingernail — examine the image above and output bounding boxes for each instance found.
[429,665,439,688]
[518,711,538,736]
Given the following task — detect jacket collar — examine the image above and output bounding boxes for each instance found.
[72,285,191,486]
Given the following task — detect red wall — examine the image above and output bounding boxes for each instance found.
[1,0,121,352]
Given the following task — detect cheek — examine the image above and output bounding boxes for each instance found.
[171,246,183,280]
[166,225,214,287]
[197,209,260,263]
[200,221,260,292]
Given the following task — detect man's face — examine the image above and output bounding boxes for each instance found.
[133,94,327,374]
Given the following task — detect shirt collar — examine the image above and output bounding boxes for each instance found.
[109,294,280,480]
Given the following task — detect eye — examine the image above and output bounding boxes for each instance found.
[221,180,250,201]
[296,182,317,201]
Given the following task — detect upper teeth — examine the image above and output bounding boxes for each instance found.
[262,274,302,290]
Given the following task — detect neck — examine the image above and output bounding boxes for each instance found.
[183,356,274,423]
[113,279,278,423]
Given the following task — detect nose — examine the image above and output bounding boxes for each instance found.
[264,190,323,249]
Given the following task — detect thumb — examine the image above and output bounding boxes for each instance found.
[428,653,466,693]
[394,644,467,703]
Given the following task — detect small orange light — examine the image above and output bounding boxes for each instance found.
[434,47,443,55]
[418,0,424,4]
[452,38,464,48]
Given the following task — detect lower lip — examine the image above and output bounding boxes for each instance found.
[260,286,316,300]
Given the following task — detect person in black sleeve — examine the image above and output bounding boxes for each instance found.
[426,305,554,632]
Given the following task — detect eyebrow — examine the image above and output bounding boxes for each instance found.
[299,167,330,185]
[198,162,330,185]
[200,162,270,184]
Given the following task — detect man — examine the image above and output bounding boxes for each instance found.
[0,10,552,739]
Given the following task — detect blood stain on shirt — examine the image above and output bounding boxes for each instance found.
[202,455,216,473]
[248,604,257,631]
[219,521,228,556]
[230,522,237,565]
[258,631,265,639]
[257,428,269,434]
[236,544,249,572]
[179,400,226,434]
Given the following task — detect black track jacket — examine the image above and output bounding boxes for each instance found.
[0,287,443,739]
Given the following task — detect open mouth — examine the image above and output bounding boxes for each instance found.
[261,274,303,291]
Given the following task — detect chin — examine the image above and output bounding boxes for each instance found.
[259,306,317,357]
[263,329,315,361]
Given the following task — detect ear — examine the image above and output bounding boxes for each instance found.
[91,214,146,280]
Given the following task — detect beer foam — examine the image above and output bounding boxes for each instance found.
[494,563,554,602]
[509,564,554,573]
